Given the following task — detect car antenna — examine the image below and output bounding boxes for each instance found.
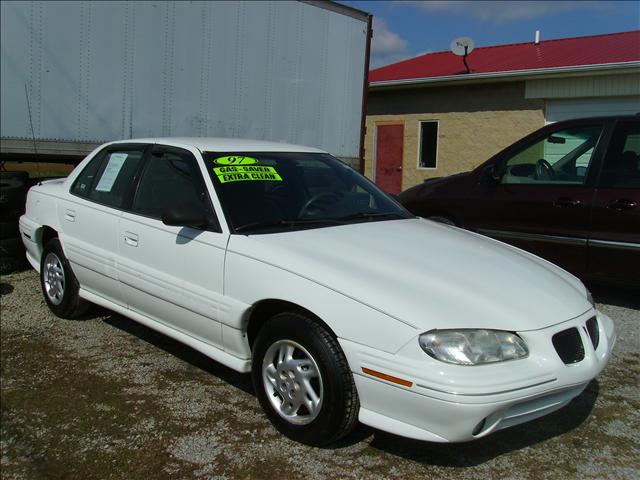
[24,83,42,178]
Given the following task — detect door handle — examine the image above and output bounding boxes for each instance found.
[607,199,637,211]
[123,231,139,247]
[64,209,76,222]
[554,197,581,208]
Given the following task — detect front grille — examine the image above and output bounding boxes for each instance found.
[586,317,600,350]
[552,328,585,364]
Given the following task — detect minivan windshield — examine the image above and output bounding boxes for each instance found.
[203,152,413,233]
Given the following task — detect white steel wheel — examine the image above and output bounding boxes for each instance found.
[262,339,324,425]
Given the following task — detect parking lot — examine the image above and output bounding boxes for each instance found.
[1,268,638,479]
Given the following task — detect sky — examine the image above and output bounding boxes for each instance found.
[339,1,640,68]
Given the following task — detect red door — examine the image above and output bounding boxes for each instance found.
[375,124,403,194]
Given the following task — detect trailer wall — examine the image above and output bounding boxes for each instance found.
[1,1,369,164]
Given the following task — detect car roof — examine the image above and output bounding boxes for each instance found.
[107,137,327,153]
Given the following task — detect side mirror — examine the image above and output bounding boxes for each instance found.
[161,204,207,229]
[480,164,501,184]
[490,163,504,181]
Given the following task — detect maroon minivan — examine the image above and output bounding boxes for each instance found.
[398,116,639,287]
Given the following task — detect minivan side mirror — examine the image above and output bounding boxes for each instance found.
[490,163,504,181]
[161,204,208,229]
[480,164,502,184]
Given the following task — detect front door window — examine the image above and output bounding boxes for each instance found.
[501,126,603,185]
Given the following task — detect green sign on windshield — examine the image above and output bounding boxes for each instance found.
[214,156,259,165]
[214,165,282,183]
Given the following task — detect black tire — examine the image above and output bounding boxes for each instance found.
[0,256,26,275]
[0,237,25,258]
[0,221,20,239]
[0,233,26,275]
[0,179,27,219]
[40,238,90,319]
[251,312,359,446]
[0,171,29,183]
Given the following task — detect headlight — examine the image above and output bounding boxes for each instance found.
[418,329,528,366]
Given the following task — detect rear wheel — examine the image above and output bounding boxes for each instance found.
[40,238,90,319]
[251,312,359,446]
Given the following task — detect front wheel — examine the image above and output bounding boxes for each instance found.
[251,312,359,446]
[40,238,90,319]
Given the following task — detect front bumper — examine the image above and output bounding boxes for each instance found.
[340,309,615,443]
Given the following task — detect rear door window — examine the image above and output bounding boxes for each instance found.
[85,148,145,208]
[598,121,640,188]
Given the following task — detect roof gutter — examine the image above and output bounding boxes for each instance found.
[370,61,640,90]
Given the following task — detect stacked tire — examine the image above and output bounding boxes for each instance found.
[1,171,29,275]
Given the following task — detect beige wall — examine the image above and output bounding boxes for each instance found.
[364,81,545,189]
[526,72,640,99]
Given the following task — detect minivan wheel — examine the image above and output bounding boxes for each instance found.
[251,312,359,446]
[40,238,90,319]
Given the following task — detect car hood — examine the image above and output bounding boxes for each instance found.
[228,218,590,332]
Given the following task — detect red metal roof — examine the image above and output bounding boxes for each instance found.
[369,31,640,84]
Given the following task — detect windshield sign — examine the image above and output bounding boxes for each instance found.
[214,165,283,183]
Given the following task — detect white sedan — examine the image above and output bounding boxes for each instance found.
[19,138,615,445]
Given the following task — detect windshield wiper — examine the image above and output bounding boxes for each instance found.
[234,218,346,233]
[336,211,410,221]
[235,212,410,233]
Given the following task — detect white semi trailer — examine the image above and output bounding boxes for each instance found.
[0,0,371,169]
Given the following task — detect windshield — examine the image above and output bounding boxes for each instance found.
[203,152,413,233]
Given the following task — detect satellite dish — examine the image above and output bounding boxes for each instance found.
[450,37,475,74]
[450,37,475,56]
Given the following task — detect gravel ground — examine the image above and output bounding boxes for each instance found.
[1,269,639,479]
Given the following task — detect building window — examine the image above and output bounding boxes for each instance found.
[418,121,438,168]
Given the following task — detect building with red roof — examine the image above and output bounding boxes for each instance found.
[364,31,640,193]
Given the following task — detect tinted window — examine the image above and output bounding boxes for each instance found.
[70,152,105,197]
[501,125,603,185]
[204,152,411,233]
[88,149,145,208]
[599,121,640,188]
[418,121,438,168]
[132,150,211,221]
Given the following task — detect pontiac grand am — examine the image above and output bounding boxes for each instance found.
[19,138,615,445]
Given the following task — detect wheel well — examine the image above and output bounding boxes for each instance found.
[246,299,337,350]
[41,226,58,248]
